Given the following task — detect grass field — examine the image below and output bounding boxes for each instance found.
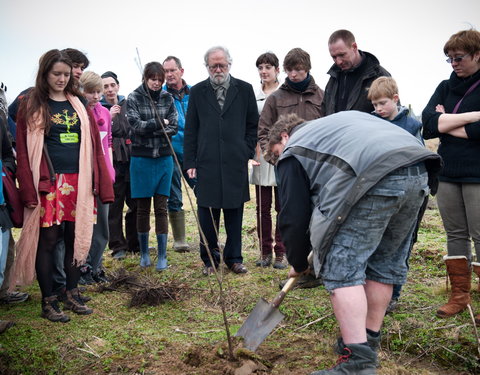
[1,180,480,374]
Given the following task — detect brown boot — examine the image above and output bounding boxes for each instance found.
[436,256,471,318]
[64,288,93,315]
[41,295,70,323]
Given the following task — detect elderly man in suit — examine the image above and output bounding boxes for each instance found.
[184,46,258,275]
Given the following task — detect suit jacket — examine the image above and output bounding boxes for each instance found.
[184,76,258,209]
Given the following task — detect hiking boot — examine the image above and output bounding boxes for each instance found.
[255,254,272,267]
[56,288,91,303]
[334,331,381,367]
[0,291,29,304]
[41,295,70,323]
[64,288,93,315]
[311,343,377,374]
[273,255,287,269]
[279,272,322,290]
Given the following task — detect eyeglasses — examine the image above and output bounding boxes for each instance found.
[207,64,230,72]
[446,54,470,64]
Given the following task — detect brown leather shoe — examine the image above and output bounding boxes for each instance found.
[230,263,248,274]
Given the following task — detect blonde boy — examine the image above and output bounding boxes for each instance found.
[368,76,422,140]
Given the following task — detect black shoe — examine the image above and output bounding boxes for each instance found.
[78,271,95,285]
[279,273,322,290]
[92,270,109,283]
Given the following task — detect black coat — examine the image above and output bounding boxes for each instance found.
[184,76,258,209]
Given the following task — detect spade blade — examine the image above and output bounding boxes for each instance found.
[235,297,285,351]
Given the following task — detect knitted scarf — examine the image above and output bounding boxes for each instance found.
[11,94,94,287]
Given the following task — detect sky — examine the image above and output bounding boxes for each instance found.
[1,0,479,114]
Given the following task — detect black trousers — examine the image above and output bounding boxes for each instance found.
[198,205,244,268]
[108,161,139,254]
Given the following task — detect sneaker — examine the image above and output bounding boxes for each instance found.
[273,255,287,269]
[255,254,272,267]
[112,249,127,260]
[0,320,15,333]
[41,295,70,323]
[310,343,377,374]
[0,291,29,304]
[63,288,93,315]
[279,272,322,290]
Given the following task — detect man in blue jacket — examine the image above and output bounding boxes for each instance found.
[163,56,196,252]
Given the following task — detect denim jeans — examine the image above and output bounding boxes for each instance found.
[322,165,429,291]
[168,152,196,213]
[0,228,10,287]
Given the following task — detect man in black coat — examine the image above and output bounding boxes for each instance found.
[321,29,392,116]
[184,46,258,275]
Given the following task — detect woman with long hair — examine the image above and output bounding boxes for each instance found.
[13,49,114,322]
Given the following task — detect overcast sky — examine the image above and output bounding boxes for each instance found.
[1,0,479,113]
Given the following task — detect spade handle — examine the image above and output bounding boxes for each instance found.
[270,251,314,308]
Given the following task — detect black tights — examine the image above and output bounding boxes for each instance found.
[136,195,168,234]
[35,222,80,298]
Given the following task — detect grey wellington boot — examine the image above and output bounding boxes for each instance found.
[168,211,189,252]
[310,343,377,375]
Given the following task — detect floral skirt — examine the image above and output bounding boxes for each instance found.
[40,173,96,228]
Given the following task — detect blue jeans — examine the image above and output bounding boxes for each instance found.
[0,228,10,287]
[322,164,429,291]
[168,152,196,212]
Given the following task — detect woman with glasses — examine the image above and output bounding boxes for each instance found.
[422,29,480,323]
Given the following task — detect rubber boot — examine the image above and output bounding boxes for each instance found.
[310,343,377,374]
[156,234,168,271]
[168,211,189,252]
[138,232,151,267]
[436,256,471,318]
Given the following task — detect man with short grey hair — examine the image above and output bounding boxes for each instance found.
[184,46,258,275]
